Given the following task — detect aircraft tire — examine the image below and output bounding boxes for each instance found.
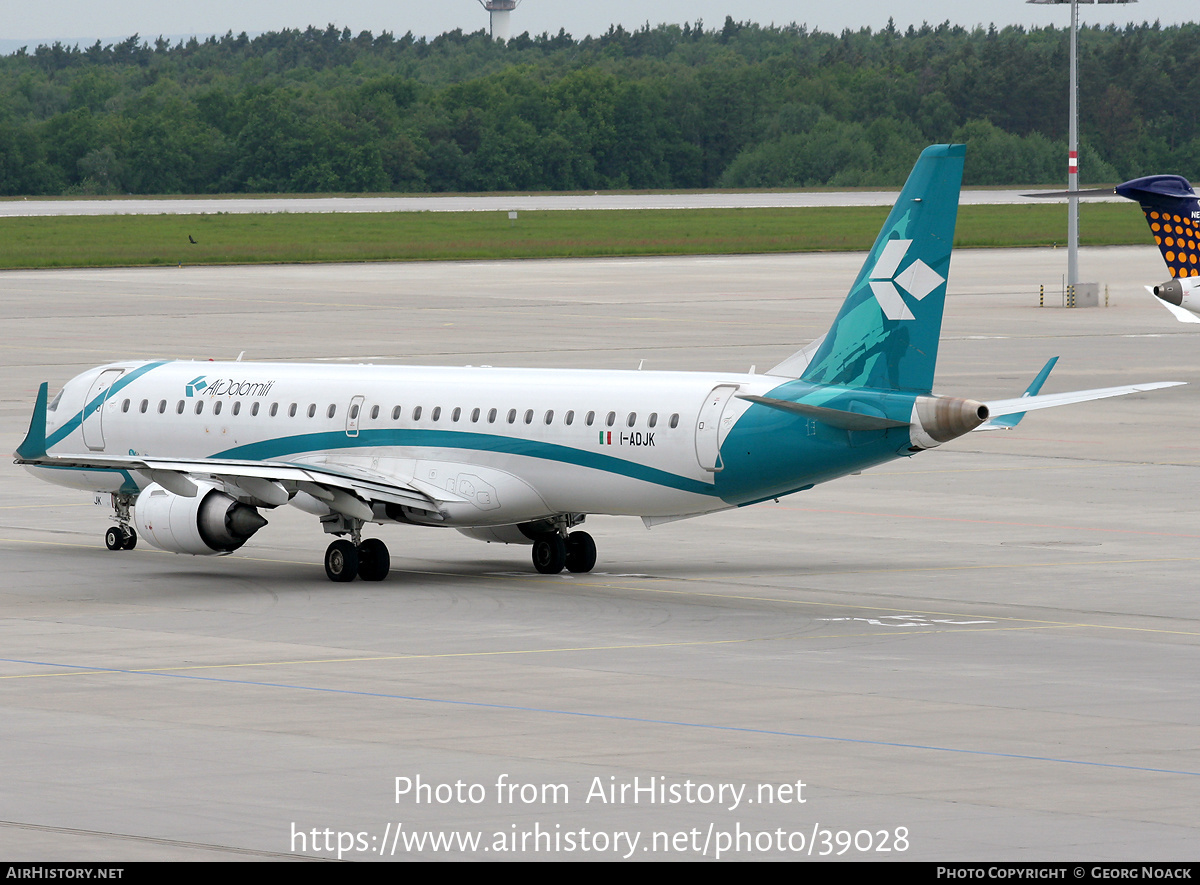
[357,538,390,582]
[564,531,597,573]
[105,527,123,551]
[532,535,566,574]
[325,539,360,582]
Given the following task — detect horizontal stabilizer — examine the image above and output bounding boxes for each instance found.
[1022,187,1117,199]
[980,380,1184,430]
[737,394,911,431]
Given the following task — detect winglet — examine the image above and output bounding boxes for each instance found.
[14,383,49,462]
[980,357,1058,430]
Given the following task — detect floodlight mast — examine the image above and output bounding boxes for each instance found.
[477,0,522,42]
[1027,0,1138,288]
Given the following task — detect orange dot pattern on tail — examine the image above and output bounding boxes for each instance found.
[1147,209,1200,277]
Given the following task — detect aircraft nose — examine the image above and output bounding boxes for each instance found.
[1154,279,1183,306]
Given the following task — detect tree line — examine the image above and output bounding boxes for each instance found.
[1,18,1197,196]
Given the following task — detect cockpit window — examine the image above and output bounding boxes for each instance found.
[47,390,64,412]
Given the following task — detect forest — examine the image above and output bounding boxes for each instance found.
[1,18,1198,196]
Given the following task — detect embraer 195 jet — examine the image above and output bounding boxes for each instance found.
[14,145,1183,582]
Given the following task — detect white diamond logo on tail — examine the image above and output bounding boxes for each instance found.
[867,239,945,321]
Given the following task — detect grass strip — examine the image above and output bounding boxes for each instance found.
[0,204,1152,270]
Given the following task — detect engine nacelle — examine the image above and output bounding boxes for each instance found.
[908,395,990,450]
[1153,276,1200,312]
[134,482,268,555]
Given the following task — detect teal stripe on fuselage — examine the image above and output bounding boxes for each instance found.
[46,361,170,449]
[213,428,723,498]
[211,397,916,506]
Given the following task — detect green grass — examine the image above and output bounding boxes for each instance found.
[0,204,1152,270]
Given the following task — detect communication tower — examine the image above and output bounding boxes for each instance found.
[477,1,522,42]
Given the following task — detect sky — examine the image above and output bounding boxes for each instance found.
[2,1,1196,49]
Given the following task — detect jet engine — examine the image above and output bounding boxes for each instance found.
[1153,276,1200,313]
[908,395,990,450]
[134,482,268,555]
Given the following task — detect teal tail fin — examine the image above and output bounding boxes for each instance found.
[800,144,965,394]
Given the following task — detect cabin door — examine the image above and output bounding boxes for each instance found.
[694,384,738,472]
[82,369,124,451]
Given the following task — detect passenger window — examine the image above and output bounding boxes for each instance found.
[507,409,517,424]
[121,399,130,413]
[214,401,223,415]
[288,403,297,417]
[648,412,657,428]
[524,409,534,424]
[370,405,379,420]
[565,410,574,425]
[307,404,316,418]
[392,406,402,420]
[670,413,680,428]
[488,408,497,423]
[586,411,595,426]
[626,412,636,427]
[195,401,205,415]
[413,406,422,420]
[471,408,480,423]
[176,400,185,414]
[251,402,260,416]
[350,404,360,419]
[158,400,167,414]
[432,407,441,421]
[544,410,554,425]
[328,404,337,419]
[452,407,461,422]
[139,399,148,414]
[270,403,279,417]
[232,402,241,416]
[606,411,616,427]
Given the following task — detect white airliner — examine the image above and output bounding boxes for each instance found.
[14,145,1183,582]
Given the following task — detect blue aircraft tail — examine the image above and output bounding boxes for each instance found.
[1115,174,1200,279]
[800,143,965,394]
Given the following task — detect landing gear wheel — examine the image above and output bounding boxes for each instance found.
[532,535,567,574]
[324,539,360,582]
[564,531,596,573]
[121,527,137,550]
[105,527,123,551]
[357,538,390,582]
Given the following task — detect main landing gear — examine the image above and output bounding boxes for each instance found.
[532,531,596,575]
[324,537,390,583]
[105,524,137,550]
[103,493,137,551]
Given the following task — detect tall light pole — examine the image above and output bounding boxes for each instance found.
[1027,0,1137,288]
